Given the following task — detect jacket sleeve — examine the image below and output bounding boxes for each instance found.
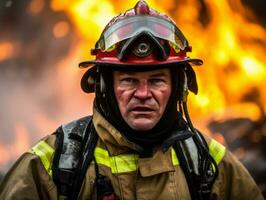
[0,152,58,200]
[213,150,264,200]
[0,135,58,200]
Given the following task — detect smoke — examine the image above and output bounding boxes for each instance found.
[0,0,93,172]
[0,1,265,191]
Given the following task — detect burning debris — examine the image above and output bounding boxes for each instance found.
[0,0,265,196]
[208,115,266,196]
[207,87,266,195]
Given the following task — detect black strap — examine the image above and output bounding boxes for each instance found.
[173,142,200,200]
[52,116,98,200]
[70,123,98,200]
[162,128,192,152]
[172,130,218,200]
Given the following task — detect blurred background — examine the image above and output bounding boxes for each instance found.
[0,0,265,196]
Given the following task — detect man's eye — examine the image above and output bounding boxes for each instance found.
[121,78,138,85]
[149,78,165,85]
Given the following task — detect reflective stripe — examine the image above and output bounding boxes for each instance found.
[171,148,179,166]
[209,139,226,165]
[27,139,225,176]
[94,147,180,173]
[171,139,225,168]
[94,147,139,173]
[94,142,226,174]
[29,141,54,177]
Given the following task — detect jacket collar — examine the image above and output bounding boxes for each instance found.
[92,108,176,176]
[93,108,143,154]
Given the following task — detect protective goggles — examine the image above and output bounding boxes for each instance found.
[96,15,189,52]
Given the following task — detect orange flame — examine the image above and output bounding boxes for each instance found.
[0,41,14,61]
[37,0,266,142]
[52,0,266,122]
[1,0,265,171]
[0,123,30,167]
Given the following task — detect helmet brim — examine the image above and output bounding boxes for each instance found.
[79,58,203,69]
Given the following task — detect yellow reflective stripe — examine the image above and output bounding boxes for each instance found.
[29,141,54,177]
[95,147,180,173]
[171,148,179,166]
[171,139,225,168]
[209,139,226,165]
[94,147,111,168]
[25,139,224,177]
[94,147,138,173]
[110,154,138,173]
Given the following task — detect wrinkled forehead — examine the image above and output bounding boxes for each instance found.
[110,64,173,72]
[113,67,171,77]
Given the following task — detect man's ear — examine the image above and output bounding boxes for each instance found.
[185,64,198,95]
[81,66,97,93]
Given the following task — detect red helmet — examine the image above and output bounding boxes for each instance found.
[80,0,201,93]
[80,0,202,68]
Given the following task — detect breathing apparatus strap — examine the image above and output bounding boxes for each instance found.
[52,116,117,200]
[174,68,218,200]
[172,131,217,200]
[52,116,99,200]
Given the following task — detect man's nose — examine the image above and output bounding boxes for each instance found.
[134,81,152,99]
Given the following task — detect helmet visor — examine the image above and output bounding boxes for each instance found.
[97,15,189,51]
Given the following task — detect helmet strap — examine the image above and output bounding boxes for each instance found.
[182,67,189,102]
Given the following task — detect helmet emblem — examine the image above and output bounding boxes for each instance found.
[132,42,152,57]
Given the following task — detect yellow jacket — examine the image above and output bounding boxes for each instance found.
[0,109,264,199]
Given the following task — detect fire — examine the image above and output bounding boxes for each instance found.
[48,0,266,143]
[27,0,44,15]
[0,123,30,168]
[175,0,265,121]
[50,0,116,56]
[0,41,14,61]
[53,21,70,38]
[54,44,95,116]
[0,0,265,172]
[49,0,167,59]
[51,0,265,121]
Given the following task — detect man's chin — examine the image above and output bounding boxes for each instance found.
[128,119,157,131]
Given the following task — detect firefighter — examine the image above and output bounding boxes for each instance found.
[0,1,263,199]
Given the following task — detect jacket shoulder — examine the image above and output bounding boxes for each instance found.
[28,115,93,175]
[0,142,57,199]
[58,115,92,136]
[212,143,263,199]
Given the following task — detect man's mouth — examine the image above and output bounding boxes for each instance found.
[130,106,155,113]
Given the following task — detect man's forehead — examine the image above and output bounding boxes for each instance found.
[114,68,171,76]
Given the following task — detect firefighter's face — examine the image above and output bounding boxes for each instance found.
[113,68,172,131]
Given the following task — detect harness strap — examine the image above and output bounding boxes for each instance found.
[29,138,225,177]
[173,130,220,200]
[52,116,95,200]
[28,118,226,200]
[71,124,98,200]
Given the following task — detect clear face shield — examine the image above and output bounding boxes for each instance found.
[96,15,189,52]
